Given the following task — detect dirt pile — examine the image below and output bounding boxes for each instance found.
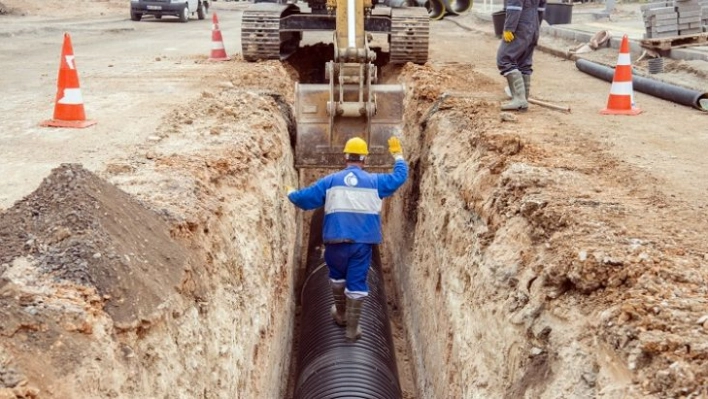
[0,163,189,321]
[0,163,192,397]
[383,62,708,398]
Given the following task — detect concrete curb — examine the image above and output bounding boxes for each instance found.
[542,24,708,62]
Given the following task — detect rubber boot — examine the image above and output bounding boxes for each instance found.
[330,282,346,327]
[345,297,364,342]
[523,74,531,100]
[501,70,528,111]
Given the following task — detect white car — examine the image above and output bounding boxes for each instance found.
[130,0,209,22]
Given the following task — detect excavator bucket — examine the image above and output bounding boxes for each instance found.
[294,82,405,169]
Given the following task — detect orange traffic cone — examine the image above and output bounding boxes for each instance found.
[208,13,230,61]
[601,34,641,115]
[41,33,97,128]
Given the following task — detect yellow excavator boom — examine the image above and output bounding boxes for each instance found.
[238,0,428,168]
[294,0,406,169]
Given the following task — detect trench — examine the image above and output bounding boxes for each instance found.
[0,43,569,397]
[142,45,625,398]
[274,52,562,397]
[281,44,418,398]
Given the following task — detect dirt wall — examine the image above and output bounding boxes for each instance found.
[383,63,708,398]
[0,63,299,399]
[100,65,299,398]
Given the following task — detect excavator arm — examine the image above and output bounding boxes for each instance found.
[294,0,406,169]
[325,0,380,160]
[330,0,370,58]
[239,0,428,169]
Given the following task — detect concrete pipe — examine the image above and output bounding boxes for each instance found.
[425,0,446,20]
[382,0,409,7]
[442,0,472,15]
[294,209,402,399]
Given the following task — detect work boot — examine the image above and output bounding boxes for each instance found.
[345,297,364,342]
[330,282,346,327]
[501,70,528,111]
[522,74,531,100]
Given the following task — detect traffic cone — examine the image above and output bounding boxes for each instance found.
[208,13,230,61]
[41,33,97,128]
[600,34,641,115]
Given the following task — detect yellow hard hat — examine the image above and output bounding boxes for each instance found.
[343,137,369,155]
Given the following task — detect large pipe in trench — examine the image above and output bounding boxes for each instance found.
[293,209,402,399]
[575,58,708,111]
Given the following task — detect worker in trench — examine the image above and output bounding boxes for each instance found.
[497,0,546,111]
[286,136,408,342]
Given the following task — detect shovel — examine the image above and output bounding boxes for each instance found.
[505,86,571,113]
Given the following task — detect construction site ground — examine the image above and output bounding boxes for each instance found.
[1,0,708,398]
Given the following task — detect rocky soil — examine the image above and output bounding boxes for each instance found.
[1,0,708,398]
[1,54,299,398]
[384,62,708,398]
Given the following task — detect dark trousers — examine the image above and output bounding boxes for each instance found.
[497,34,537,76]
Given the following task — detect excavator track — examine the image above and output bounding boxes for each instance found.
[389,7,430,64]
[241,3,300,61]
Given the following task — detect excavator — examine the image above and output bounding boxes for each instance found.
[241,0,429,169]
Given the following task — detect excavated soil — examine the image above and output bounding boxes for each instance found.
[1,54,299,397]
[0,164,193,396]
[2,0,708,398]
[385,62,708,398]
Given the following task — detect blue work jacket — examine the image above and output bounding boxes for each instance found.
[288,160,408,244]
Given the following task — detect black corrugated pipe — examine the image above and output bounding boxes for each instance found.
[294,208,402,399]
[575,58,708,111]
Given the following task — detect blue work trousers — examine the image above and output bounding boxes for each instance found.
[324,242,373,297]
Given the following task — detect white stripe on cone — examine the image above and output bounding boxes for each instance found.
[65,55,76,70]
[212,42,225,50]
[609,81,634,95]
[617,53,631,66]
[57,88,84,105]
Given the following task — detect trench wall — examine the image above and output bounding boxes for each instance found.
[15,83,301,398]
[106,88,299,398]
[381,65,598,399]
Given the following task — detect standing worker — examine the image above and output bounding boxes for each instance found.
[497,0,546,111]
[286,136,408,342]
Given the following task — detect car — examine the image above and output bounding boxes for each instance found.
[130,0,209,22]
